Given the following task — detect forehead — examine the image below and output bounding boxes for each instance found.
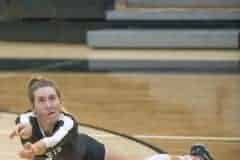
[34,86,57,97]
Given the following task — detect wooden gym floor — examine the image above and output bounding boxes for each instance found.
[0,41,239,160]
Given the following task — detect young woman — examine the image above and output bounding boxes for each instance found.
[9,76,213,160]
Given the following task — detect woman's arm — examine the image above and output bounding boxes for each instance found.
[18,141,47,159]
[10,112,77,157]
[9,112,34,142]
[9,123,32,140]
[41,113,77,148]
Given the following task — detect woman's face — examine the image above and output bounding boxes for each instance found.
[33,86,61,129]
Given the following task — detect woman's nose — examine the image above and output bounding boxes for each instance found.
[45,100,52,108]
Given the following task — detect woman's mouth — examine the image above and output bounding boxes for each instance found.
[48,111,55,116]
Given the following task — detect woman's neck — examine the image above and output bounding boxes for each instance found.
[37,118,55,136]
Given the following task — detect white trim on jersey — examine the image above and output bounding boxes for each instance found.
[42,113,74,148]
[19,112,35,125]
[19,112,75,149]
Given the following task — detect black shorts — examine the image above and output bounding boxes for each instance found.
[62,133,106,160]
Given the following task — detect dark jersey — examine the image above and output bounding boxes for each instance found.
[16,111,105,160]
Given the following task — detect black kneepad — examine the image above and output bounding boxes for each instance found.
[190,144,214,160]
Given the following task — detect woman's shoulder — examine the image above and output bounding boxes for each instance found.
[16,110,35,124]
[61,112,76,119]
[59,112,78,126]
[18,110,35,118]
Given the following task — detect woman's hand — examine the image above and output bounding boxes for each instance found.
[31,139,47,155]
[9,123,32,139]
[19,143,34,160]
[19,140,47,159]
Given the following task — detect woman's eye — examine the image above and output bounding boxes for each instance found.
[49,95,56,101]
[38,97,46,103]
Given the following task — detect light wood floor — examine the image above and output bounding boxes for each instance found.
[0,112,156,160]
[0,72,239,160]
[0,41,239,160]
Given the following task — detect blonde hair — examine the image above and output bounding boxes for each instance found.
[28,76,67,112]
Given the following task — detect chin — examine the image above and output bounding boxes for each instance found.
[48,112,60,122]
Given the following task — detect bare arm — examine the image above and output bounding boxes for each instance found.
[9,123,32,140]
